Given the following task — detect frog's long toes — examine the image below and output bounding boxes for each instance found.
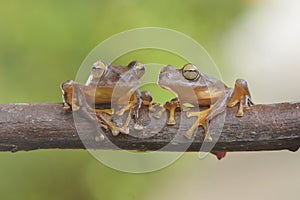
[100,123,109,130]
[186,111,196,118]
[116,110,124,116]
[134,123,144,131]
[204,135,213,142]
[236,109,244,117]
[244,96,254,108]
[95,134,105,142]
[153,112,162,119]
[149,107,157,113]
[72,104,80,111]
[167,119,176,125]
[63,104,71,110]
[227,100,238,108]
[119,127,130,135]
[184,130,194,139]
[186,112,191,118]
[111,129,120,136]
[244,106,251,110]
[149,103,160,112]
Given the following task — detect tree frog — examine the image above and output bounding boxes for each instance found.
[157,63,254,142]
[61,60,151,136]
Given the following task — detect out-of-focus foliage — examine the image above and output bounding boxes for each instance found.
[0,0,247,199]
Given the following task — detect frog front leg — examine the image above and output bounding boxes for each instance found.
[114,90,154,133]
[153,97,190,125]
[227,79,254,117]
[153,98,179,125]
[185,89,233,141]
[116,93,138,134]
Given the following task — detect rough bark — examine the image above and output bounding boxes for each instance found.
[0,103,299,153]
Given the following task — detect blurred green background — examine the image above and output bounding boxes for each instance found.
[1,0,299,200]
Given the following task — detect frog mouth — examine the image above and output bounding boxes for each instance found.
[158,76,176,92]
[159,84,171,90]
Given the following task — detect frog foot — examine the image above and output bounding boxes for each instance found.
[158,98,180,126]
[119,127,130,135]
[149,103,160,113]
[153,106,165,119]
[116,99,144,132]
[185,107,213,142]
[227,79,254,117]
[94,108,114,116]
[63,103,71,110]
[118,108,133,134]
[70,98,81,111]
[96,113,120,136]
[94,109,120,136]
[153,99,180,125]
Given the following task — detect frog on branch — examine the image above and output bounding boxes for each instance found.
[61,60,152,136]
[157,63,254,142]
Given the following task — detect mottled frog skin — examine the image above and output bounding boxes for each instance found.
[157,63,253,159]
[61,61,254,160]
[61,60,151,136]
[158,63,253,141]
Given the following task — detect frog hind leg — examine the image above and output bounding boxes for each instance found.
[116,91,143,134]
[64,84,115,139]
[185,89,233,141]
[227,79,254,117]
[93,108,121,136]
[96,112,121,136]
[71,83,121,136]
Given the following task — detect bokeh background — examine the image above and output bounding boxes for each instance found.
[0,0,299,199]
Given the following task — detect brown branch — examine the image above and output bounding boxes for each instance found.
[0,102,299,153]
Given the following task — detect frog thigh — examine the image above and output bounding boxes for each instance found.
[227,79,254,117]
[206,89,233,121]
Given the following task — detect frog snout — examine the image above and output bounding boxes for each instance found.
[158,70,170,82]
[159,65,176,79]
[160,65,176,73]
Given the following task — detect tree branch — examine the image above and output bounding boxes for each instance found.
[0,102,299,153]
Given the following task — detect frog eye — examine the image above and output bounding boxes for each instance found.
[182,63,199,80]
[91,60,108,78]
[128,60,145,78]
[135,62,145,78]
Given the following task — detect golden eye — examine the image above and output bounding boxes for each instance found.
[91,60,108,78]
[135,62,145,78]
[128,60,145,78]
[182,63,199,80]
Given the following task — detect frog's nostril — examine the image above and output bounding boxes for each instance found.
[163,65,175,72]
[160,65,172,73]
